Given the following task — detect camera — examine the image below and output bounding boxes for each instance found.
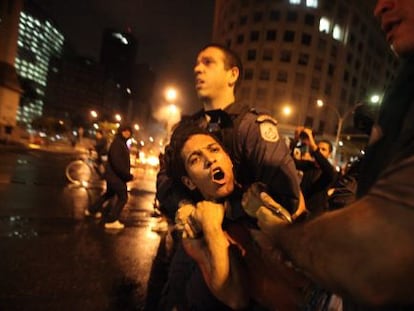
[299,131,309,140]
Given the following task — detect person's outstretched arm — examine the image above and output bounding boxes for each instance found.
[256,156,414,307]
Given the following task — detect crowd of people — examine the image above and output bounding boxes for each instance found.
[154,0,414,310]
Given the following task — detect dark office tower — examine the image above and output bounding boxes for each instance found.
[44,55,105,126]
[0,0,23,138]
[99,29,139,121]
[100,29,137,88]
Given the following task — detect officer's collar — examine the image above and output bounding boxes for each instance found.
[204,109,232,126]
[204,101,250,124]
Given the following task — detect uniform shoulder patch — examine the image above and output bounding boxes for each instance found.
[256,115,279,142]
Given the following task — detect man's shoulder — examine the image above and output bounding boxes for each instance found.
[239,107,279,127]
[228,101,275,122]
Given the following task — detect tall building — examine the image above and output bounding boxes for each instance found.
[14,0,64,125]
[44,55,105,126]
[212,0,398,137]
[100,28,154,125]
[100,29,137,88]
[99,28,137,120]
[0,0,23,138]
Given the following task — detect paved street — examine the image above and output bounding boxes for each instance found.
[0,143,172,311]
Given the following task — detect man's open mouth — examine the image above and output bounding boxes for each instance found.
[212,167,225,182]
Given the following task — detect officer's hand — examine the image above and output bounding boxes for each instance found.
[260,192,292,224]
[241,183,266,218]
[242,183,292,224]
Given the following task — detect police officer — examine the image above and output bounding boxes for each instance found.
[157,43,302,220]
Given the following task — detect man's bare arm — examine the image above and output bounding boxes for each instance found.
[182,201,249,309]
[257,195,414,306]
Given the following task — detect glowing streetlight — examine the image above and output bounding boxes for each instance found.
[370,94,380,104]
[317,99,363,162]
[167,103,179,117]
[90,110,98,119]
[165,87,178,102]
[281,104,301,125]
[114,114,122,122]
[282,105,292,116]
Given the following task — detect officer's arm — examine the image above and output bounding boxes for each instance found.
[238,113,301,214]
[257,156,414,306]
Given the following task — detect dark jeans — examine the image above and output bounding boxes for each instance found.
[90,178,128,223]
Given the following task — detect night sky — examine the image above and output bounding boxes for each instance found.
[36,0,215,113]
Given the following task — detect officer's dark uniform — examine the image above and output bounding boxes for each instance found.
[156,101,301,219]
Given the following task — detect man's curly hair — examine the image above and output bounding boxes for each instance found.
[164,120,228,184]
[164,121,211,182]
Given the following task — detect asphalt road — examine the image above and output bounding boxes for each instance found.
[0,144,172,311]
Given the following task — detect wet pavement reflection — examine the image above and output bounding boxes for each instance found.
[0,147,171,310]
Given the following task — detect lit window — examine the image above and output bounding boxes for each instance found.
[333,24,343,41]
[289,0,301,4]
[319,17,330,33]
[306,0,318,8]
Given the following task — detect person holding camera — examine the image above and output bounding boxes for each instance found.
[291,127,338,216]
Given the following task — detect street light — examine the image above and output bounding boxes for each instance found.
[281,104,301,125]
[162,87,181,141]
[90,110,98,119]
[114,114,122,122]
[165,87,178,102]
[282,105,292,117]
[317,99,363,162]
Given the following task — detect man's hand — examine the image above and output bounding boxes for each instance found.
[301,128,317,151]
[192,201,225,234]
[176,201,225,239]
